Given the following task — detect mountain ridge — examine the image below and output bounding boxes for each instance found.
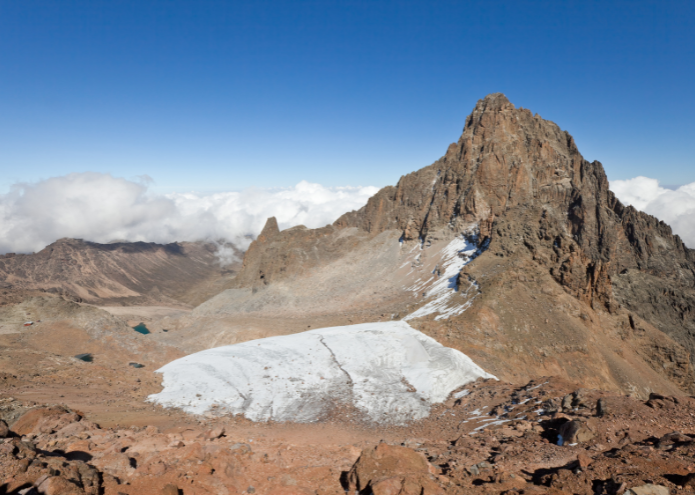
[334,93,693,306]
[0,237,242,306]
[222,93,695,396]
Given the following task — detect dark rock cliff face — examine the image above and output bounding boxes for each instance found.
[239,93,695,369]
[336,94,693,299]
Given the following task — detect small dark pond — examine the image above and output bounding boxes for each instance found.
[132,323,150,335]
[74,353,93,362]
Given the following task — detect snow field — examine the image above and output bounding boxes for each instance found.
[148,321,496,423]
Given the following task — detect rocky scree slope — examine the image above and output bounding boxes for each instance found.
[225,93,695,395]
[4,378,695,495]
[0,238,241,306]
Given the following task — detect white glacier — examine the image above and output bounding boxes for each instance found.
[148,321,495,423]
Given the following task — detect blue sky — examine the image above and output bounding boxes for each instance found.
[1,0,694,193]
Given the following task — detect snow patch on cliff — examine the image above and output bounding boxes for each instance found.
[403,231,487,321]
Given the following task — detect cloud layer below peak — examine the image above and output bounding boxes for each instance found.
[610,177,695,248]
[0,173,378,257]
[0,173,692,260]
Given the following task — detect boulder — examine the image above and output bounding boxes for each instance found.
[91,452,135,477]
[558,420,594,445]
[371,477,404,495]
[34,412,81,435]
[0,419,9,438]
[596,397,608,416]
[128,434,170,454]
[10,406,69,436]
[657,431,692,449]
[576,453,593,469]
[571,389,590,408]
[626,484,670,495]
[35,475,85,495]
[205,426,225,440]
[348,443,443,495]
[646,394,679,410]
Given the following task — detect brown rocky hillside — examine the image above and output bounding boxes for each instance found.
[0,238,242,306]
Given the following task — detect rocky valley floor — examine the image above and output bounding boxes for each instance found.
[1,265,694,495]
[3,374,695,494]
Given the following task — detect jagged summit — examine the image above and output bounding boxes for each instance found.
[469,91,511,111]
[258,216,280,239]
[332,92,692,304]
[336,92,585,240]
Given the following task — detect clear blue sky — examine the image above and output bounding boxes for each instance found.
[1,0,693,193]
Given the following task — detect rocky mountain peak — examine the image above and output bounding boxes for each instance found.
[237,94,695,377]
[465,91,512,117]
[336,92,591,242]
[336,93,692,279]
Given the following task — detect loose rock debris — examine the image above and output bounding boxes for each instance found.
[2,377,695,494]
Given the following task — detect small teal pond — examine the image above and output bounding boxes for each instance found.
[132,323,151,335]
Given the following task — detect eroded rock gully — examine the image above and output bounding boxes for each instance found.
[4,379,695,494]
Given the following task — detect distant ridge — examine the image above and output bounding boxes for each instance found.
[0,238,242,306]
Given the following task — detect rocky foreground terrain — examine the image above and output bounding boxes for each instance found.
[4,378,695,494]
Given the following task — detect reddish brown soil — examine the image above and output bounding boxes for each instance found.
[3,377,695,494]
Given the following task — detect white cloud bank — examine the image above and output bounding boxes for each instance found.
[0,172,379,256]
[610,177,695,248]
[2,172,691,258]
